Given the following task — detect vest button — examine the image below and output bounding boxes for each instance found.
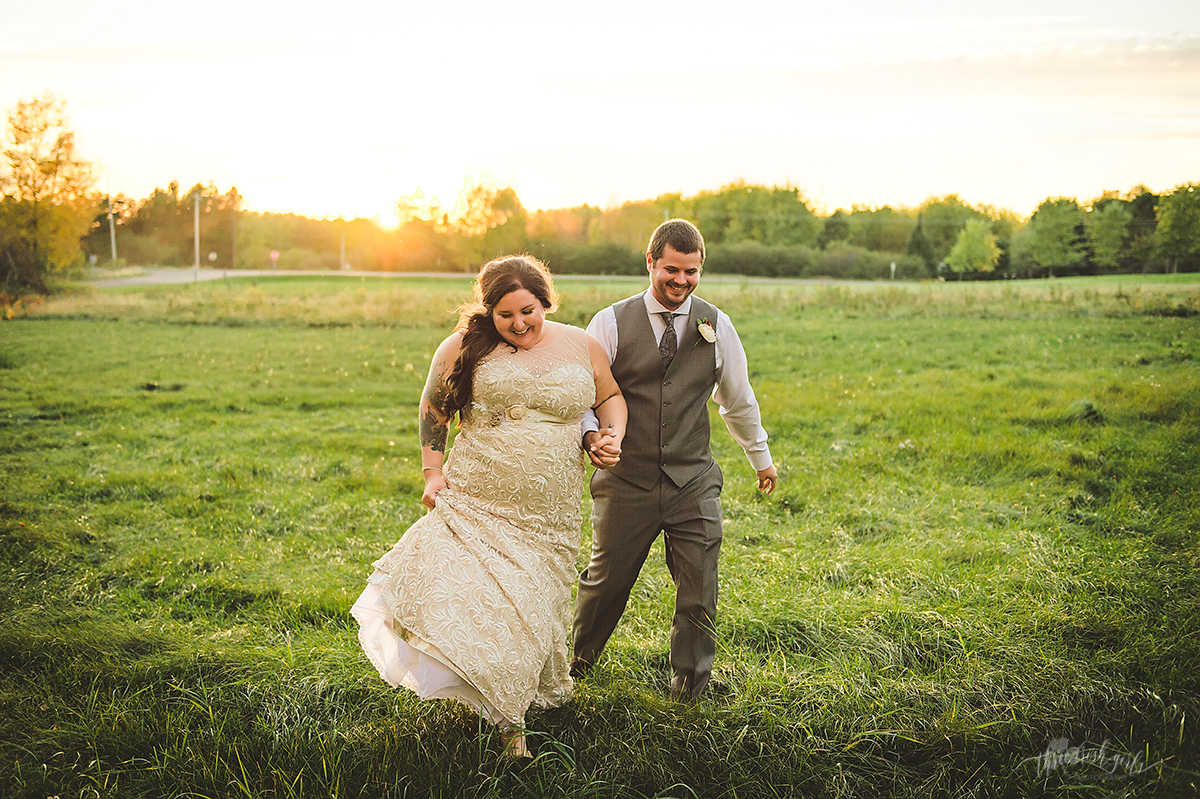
[662,422,668,428]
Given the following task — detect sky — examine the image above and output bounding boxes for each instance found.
[2,0,1198,224]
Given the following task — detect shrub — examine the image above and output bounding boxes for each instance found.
[277,248,340,271]
[707,241,820,277]
[112,233,186,267]
[818,243,926,280]
[528,241,644,276]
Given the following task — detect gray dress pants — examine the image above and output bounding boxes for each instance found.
[572,461,723,700]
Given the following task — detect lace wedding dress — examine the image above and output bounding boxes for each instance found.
[351,325,594,727]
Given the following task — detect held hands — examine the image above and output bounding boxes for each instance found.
[585,428,623,469]
[422,471,448,509]
[756,464,778,495]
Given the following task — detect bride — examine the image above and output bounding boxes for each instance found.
[351,255,626,757]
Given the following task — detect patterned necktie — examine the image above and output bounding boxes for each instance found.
[658,311,678,366]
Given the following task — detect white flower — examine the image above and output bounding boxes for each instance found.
[696,318,716,343]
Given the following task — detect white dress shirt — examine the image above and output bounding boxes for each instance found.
[583,292,773,473]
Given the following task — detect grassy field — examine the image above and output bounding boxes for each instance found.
[2,274,1199,798]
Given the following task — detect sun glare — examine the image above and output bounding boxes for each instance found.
[376,207,401,228]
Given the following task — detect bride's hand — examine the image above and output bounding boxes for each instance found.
[422,473,448,509]
[587,429,622,469]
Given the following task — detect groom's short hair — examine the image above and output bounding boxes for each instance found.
[648,219,705,265]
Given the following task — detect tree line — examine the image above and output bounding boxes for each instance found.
[4,94,1199,293]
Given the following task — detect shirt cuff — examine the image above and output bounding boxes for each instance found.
[747,448,774,473]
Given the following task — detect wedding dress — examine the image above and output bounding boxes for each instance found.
[351,325,594,727]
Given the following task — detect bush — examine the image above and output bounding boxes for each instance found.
[528,241,644,276]
[707,241,820,277]
[108,233,186,267]
[705,241,926,280]
[818,243,927,280]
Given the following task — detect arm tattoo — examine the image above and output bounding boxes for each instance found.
[593,389,621,410]
[426,376,450,415]
[420,355,451,453]
[420,357,452,452]
[420,406,448,453]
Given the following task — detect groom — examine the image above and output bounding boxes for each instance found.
[573,218,777,701]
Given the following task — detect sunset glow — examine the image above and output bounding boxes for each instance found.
[2,0,1197,220]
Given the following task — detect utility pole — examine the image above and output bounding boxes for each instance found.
[230,193,238,273]
[106,196,118,262]
[193,191,201,281]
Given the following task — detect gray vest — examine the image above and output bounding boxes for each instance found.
[608,293,718,489]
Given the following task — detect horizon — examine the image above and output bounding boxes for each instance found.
[96,177,1168,229]
[3,0,1198,223]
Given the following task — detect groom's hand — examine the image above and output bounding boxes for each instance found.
[756,464,777,495]
[585,430,622,469]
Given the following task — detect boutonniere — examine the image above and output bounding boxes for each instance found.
[695,317,716,346]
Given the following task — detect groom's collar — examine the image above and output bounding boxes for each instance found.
[643,291,692,317]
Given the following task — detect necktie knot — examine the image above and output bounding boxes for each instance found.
[658,312,678,366]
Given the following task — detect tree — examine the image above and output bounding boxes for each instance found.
[974,204,1022,277]
[395,187,451,230]
[587,200,663,251]
[684,181,821,247]
[1155,183,1200,273]
[83,193,134,264]
[453,182,527,269]
[0,93,94,291]
[394,217,452,271]
[905,213,937,273]
[915,195,988,265]
[1018,197,1087,277]
[528,205,601,245]
[126,181,189,263]
[1084,200,1131,272]
[847,205,916,253]
[479,186,527,260]
[1123,186,1158,271]
[1007,224,1034,278]
[945,218,1000,277]
[184,183,241,270]
[817,210,850,249]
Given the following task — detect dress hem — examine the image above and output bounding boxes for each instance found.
[351,579,514,727]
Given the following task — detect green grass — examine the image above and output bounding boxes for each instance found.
[2,274,1199,797]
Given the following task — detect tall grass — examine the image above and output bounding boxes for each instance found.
[2,274,1198,797]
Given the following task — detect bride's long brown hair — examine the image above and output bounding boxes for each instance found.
[443,255,559,418]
